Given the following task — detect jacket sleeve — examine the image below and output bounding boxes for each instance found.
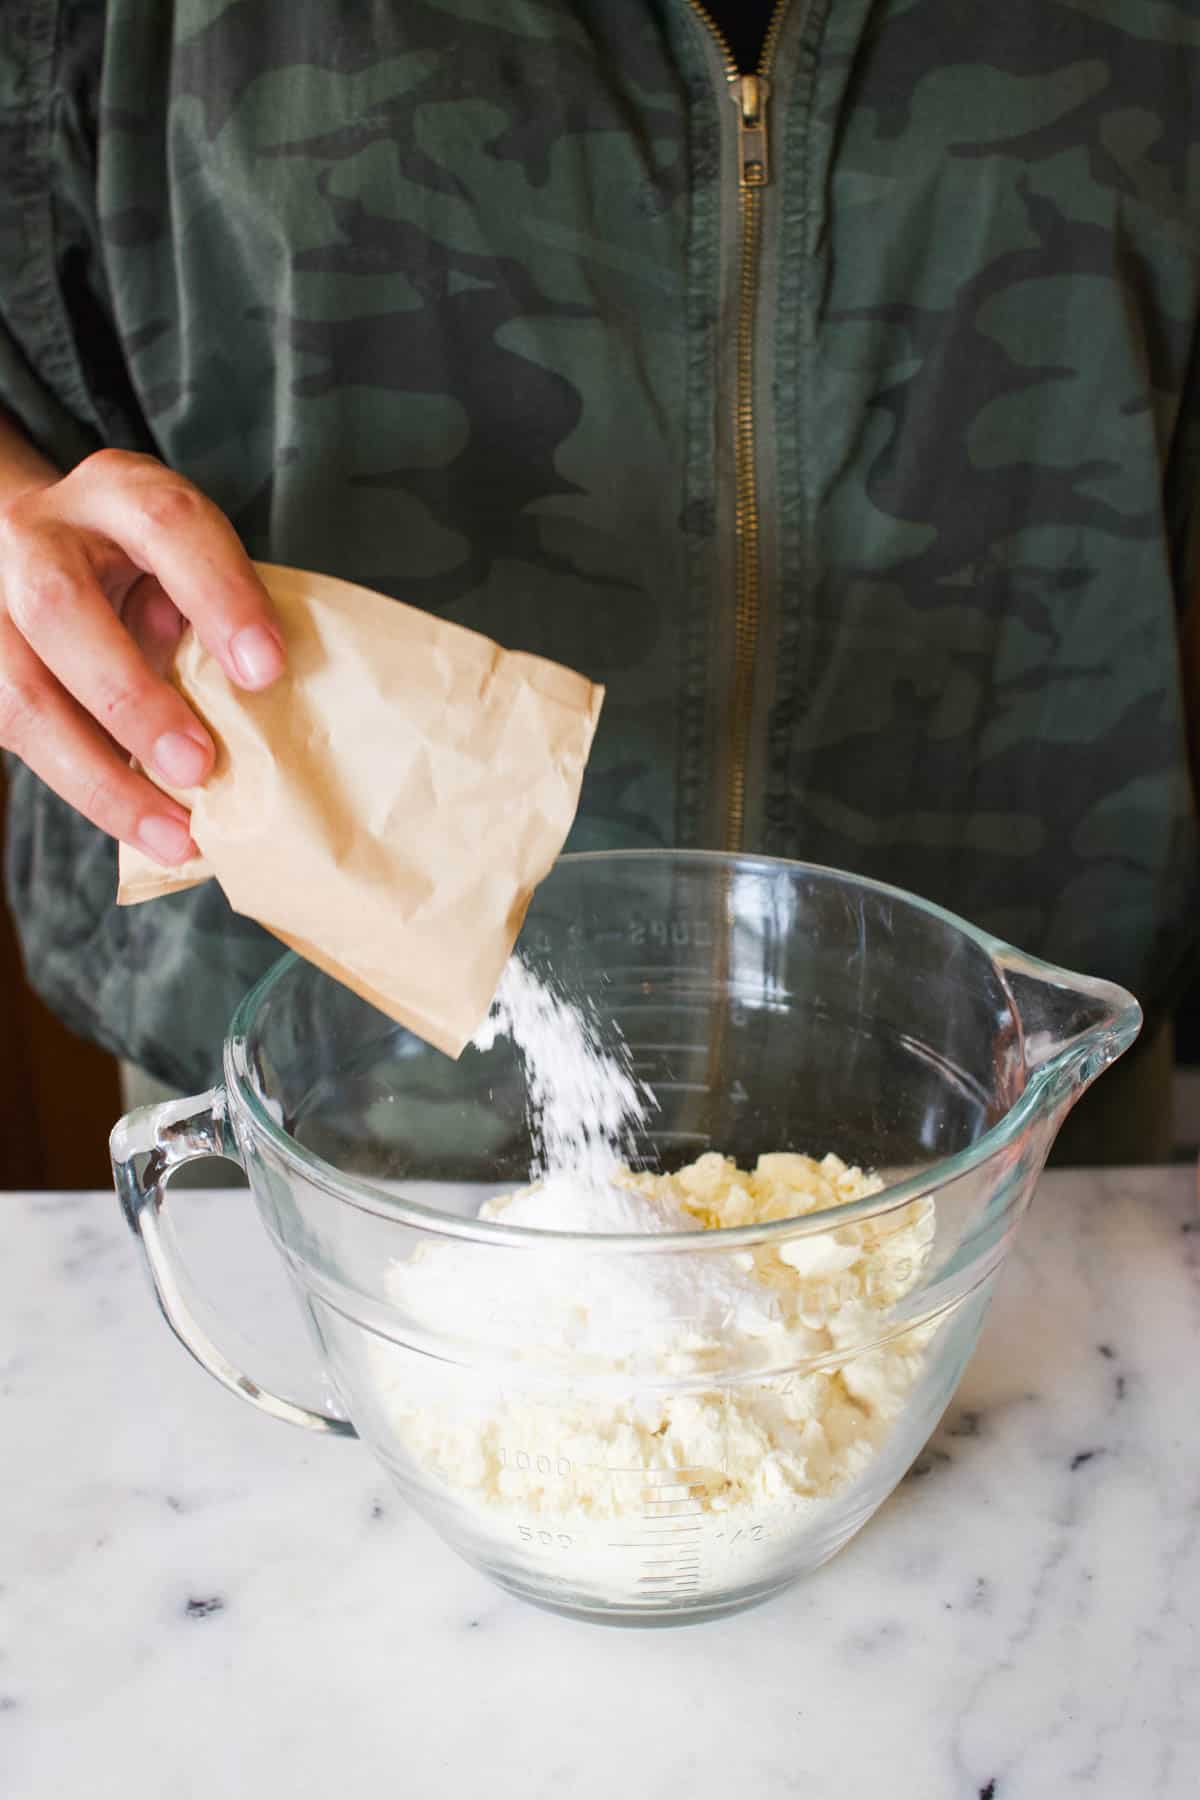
[0,0,131,472]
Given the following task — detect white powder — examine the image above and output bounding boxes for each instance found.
[464,959,776,1343]
[471,953,653,1203]
[373,961,939,1608]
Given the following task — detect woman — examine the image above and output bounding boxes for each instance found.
[1,1,1196,1157]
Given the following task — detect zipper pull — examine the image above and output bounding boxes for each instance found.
[731,73,770,189]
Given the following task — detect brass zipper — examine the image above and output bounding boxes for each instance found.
[684,1,789,851]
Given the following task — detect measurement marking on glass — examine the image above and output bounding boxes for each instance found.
[631,1521,706,1531]
[585,1437,719,1599]
[612,1528,705,1539]
[586,1465,710,1476]
[630,1519,706,1530]
[590,1461,712,1476]
[607,1533,704,1546]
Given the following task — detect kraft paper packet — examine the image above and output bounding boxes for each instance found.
[117,562,604,1056]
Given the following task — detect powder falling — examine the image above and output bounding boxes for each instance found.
[471,955,652,1192]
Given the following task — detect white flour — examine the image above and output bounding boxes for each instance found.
[471,954,652,1199]
[373,959,939,1608]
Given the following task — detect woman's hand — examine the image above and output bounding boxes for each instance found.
[0,448,284,865]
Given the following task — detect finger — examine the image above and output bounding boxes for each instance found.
[0,622,199,864]
[54,450,285,689]
[2,529,217,790]
[122,573,184,677]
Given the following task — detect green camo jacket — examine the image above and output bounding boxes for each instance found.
[1,0,1198,1091]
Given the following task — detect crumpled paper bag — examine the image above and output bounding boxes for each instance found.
[117,562,603,1056]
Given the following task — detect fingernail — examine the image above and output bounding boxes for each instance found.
[138,814,197,866]
[152,729,211,787]
[230,623,284,687]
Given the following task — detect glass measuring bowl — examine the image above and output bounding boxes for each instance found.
[111,851,1141,1625]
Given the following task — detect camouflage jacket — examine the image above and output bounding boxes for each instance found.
[1,0,1198,1091]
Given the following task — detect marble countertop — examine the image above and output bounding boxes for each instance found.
[2,1167,1198,1799]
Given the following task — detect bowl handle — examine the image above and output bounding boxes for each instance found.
[110,1088,357,1438]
